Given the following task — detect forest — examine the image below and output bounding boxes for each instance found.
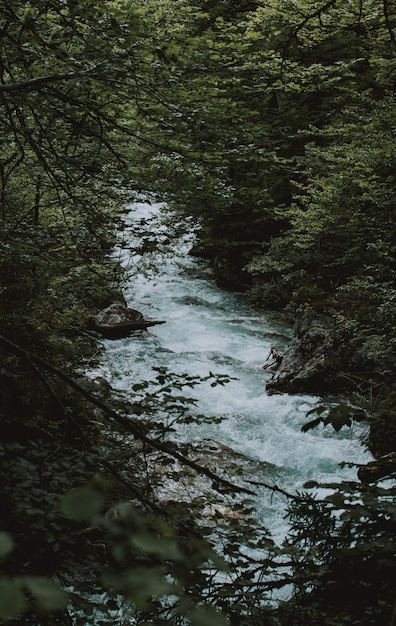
[0,0,395,624]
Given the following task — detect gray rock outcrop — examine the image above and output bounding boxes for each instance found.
[266,313,336,394]
[358,452,396,483]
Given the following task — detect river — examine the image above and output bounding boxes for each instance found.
[93,201,371,542]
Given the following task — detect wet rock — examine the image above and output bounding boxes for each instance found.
[188,243,216,260]
[78,375,112,400]
[96,302,144,325]
[188,439,275,473]
[263,346,284,371]
[177,295,208,307]
[266,313,336,394]
[89,302,165,339]
[358,452,396,483]
[182,264,215,281]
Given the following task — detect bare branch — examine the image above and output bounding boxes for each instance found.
[245,479,306,502]
[0,72,85,93]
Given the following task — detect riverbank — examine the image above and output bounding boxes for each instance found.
[91,202,371,535]
[192,230,396,462]
[1,200,394,626]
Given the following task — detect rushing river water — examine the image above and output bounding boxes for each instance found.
[94,201,371,542]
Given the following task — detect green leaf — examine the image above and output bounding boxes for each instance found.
[131,534,184,562]
[0,578,25,621]
[60,487,103,520]
[301,416,323,433]
[306,405,327,417]
[0,532,14,559]
[23,577,68,612]
[187,605,229,626]
[303,480,319,489]
[324,408,352,432]
[103,568,177,609]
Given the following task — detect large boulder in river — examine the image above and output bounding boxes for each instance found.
[266,313,337,394]
[89,302,165,339]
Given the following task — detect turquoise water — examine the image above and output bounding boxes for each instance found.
[94,201,371,541]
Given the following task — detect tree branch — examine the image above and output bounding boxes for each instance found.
[245,479,306,502]
[0,72,86,93]
[0,333,254,496]
[280,0,338,75]
[21,347,206,535]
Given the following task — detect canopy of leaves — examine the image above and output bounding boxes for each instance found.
[136,0,396,399]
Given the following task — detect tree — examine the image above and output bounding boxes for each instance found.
[0,0,152,440]
[138,0,395,382]
[282,480,396,626]
[1,1,395,623]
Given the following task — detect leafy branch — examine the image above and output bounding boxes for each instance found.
[0,333,254,497]
[301,403,366,433]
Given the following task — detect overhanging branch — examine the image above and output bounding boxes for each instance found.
[0,333,254,496]
[0,72,86,93]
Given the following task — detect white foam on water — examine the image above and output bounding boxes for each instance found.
[95,202,371,542]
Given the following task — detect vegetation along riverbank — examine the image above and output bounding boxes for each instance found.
[0,1,395,625]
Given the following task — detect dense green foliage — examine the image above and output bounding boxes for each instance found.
[139,0,396,384]
[0,0,395,625]
[136,0,396,450]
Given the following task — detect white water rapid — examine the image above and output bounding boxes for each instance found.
[94,201,371,542]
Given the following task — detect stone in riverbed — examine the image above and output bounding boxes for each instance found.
[357,452,396,483]
[266,313,337,394]
[89,302,165,339]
